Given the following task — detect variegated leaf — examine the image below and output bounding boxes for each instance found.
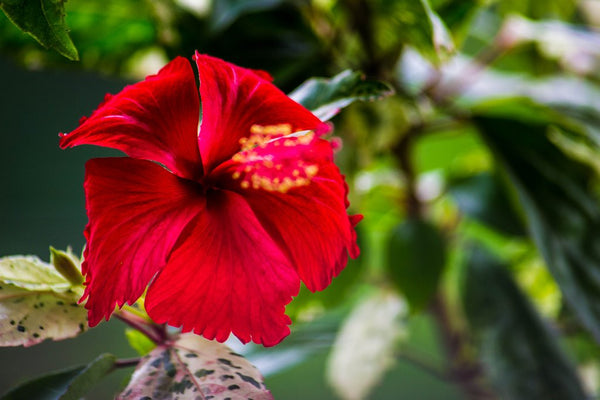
[119,333,273,400]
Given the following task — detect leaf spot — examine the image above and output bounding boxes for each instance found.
[194,369,215,378]
[236,372,261,389]
[218,358,241,369]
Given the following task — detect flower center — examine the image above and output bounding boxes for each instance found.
[231,124,320,193]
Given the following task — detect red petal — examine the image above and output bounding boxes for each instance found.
[145,189,299,347]
[219,138,361,292]
[194,53,322,173]
[82,158,204,326]
[60,57,202,180]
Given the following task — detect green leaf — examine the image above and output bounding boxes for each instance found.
[386,219,446,311]
[0,0,79,60]
[209,0,287,32]
[1,353,116,400]
[474,99,600,343]
[289,70,394,121]
[119,333,273,400]
[125,328,156,356]
[0,255,86,347]
[448,172,526,236]
[376,0,454,64]
[461,245,587,400]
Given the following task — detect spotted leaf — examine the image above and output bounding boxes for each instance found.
[0,256,86,347]
[118,333,273,400]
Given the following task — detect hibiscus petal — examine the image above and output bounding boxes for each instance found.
[194,53,322,173]
[82,158,204,326]
[60,57,202,180]
[145,189,299,347]
[218,137,361,292]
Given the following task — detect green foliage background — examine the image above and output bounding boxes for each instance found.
[3,0,600,398]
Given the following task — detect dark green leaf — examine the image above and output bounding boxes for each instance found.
[1,353,116,400]
[386,218,446,311]
[461,245,587,400]
[289,70,394,121]
[435,0,482,38]
[209,0,287,32]
[0,0,78,60]
[474,98,600,343]
[448,172,526,236]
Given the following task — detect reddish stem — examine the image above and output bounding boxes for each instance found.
[115,309,168,344]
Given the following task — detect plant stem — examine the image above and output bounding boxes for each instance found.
[115,309,167,344]
[115,357,142,369]
[430,295,498,400]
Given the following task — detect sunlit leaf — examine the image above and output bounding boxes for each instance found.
[0,0,78,60]
[1,353,116,400]
[461,245,587,399]
[289,70,394,121]
[0,255,86,347]
[125,328,156,356]
[474,99,600,343]
[448,172,526,236]
[326,290,407,400]
[119,333,273,400]
[386,218,446,311]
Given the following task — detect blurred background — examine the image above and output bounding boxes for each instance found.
[2,0,600,399]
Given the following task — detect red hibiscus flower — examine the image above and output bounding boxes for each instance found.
[60,53,361,346]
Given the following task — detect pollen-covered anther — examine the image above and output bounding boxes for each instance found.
[239,124,293,152]
[234,161,320,193]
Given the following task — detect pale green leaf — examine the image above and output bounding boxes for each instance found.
[119,333,273,400]
[0,255,70,290]
[0,255,86,347]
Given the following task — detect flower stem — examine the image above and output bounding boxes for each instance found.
[115,309,167,344]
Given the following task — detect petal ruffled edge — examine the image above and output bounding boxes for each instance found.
[216,136,361,292]
[60,57,203,181]
[81,157,204,326]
